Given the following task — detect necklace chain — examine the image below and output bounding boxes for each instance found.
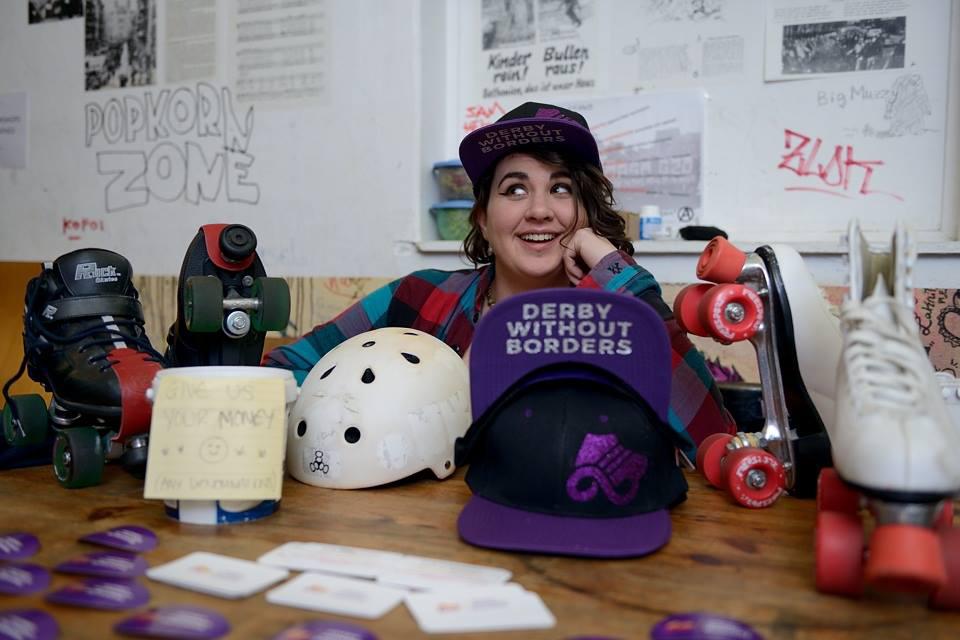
[485,286,496,309]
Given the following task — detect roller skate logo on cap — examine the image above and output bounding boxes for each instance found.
[566,433,648,506]
[74,261,120,284]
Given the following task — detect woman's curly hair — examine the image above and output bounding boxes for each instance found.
[462,148,634,266]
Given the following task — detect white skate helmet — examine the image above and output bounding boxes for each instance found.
[287,328,471,489]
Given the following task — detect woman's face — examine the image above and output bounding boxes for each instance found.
[479,153,586,289]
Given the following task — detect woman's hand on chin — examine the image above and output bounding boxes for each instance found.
[562,228,617,286]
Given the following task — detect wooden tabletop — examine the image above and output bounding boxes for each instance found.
[0,464,957,639]
[0,256,957,638]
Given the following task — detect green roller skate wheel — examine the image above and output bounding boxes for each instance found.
[2,394,49,446]
[53,428,104,489]
[184,275,224,333]
[251,277,291,332]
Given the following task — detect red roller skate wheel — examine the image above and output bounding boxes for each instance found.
[699,284,762,344]
[696,433,733,489]
[816,468,861,515]
[815,511,865,597]
[930,526,960,610]
[673,283,713,337]
[721,447,785,508]
[696,236,747,284]
[866,524,946,594]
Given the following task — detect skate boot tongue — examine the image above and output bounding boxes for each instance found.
[843,273,928,412]
[865,275,897,325]
[55,249,132,297]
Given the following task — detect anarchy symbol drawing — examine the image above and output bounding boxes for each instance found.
[677,207,695,222]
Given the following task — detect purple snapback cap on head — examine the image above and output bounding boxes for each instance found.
[458,102,601,188]
[457,288,686,558]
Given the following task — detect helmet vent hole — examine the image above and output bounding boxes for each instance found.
[403,332,418,336]
[444,460,451,470]
[344,427,361,443]
[320,366,336,379]
[296,420,307,437]
[362,341,375,347]
[401,352,420,364]
[361,368,375,384]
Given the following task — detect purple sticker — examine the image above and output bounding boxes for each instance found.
[45,578,150,611]
[0,563,52,595]
[55,551,147,580]
[114,606,230,639]
[80,526,157,553]
[271,621,378,640]
[651,613,764,640]
[0,533,40,561]
[0,609,60,640]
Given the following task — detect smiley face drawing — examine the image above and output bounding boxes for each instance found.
[199,436,229,463]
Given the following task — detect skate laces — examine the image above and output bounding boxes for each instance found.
[32,281,164,364]
[841,294,924,411]
[30,317,165,370]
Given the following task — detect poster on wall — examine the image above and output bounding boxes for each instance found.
[0,92,28,170]
[478,0,598,101]
[28,0,82,23]
[228,0,328,105]
[165,0,217,84]
[562,91,705,232]
[84,0,156,91]
[764,0,920,82]
[614,0,749,88]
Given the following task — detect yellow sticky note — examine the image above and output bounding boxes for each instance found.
[143,373,286,501]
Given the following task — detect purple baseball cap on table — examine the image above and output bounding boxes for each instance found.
[455,288,687,558]
[458,102,602,189]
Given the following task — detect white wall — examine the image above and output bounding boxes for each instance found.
[1,0,958,289]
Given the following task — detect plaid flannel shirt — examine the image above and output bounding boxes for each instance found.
[263,251,735,457]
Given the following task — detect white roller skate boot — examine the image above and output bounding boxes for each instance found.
[816,219,960,606]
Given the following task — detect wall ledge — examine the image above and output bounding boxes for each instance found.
[417,240,960,256]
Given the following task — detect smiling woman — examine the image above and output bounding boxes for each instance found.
[477,153,584,293]
[263,102,736,457]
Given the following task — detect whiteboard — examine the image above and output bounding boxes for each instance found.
[2,0,957,282]
[449,0,958,243]
[0,0,426,277]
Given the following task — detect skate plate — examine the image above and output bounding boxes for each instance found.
[677,237,836,505]
[166,224,290,367]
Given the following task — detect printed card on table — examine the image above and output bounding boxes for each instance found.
[146,552,289,599]
[257,542,513,590]
[143,374,286,501]
[377,555,512,591]
[266,572,407,619]
[405,586,556,633]
[257,542,405,579]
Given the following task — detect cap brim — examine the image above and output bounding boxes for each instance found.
[457,496,671,558]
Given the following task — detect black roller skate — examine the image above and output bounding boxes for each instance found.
[165,224,290,367]
[1,249,165,488]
